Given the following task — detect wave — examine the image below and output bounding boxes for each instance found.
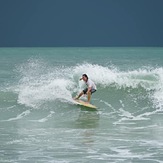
[1,110,31,121]
[6,58,163,109]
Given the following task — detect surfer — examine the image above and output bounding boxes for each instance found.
[74,74,97,103]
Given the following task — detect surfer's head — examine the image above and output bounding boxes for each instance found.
[80,74,88,81]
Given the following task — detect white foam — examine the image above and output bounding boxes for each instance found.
[73,63,159,88]
[2,110,30,121]
[30,111,55,122]
[17,78,74,107]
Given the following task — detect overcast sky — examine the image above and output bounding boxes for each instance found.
[0,0,163,47]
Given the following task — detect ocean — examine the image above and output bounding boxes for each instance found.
[0,47,163,163]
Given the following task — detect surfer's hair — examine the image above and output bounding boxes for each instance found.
[82,74,88,79]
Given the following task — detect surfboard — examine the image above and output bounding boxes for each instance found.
[74,99,97,109]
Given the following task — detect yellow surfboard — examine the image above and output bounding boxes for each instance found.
[74,99,97,109]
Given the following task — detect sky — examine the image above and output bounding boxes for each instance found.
[0,0,163,47]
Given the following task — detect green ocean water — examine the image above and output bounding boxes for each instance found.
[0,47,163,163]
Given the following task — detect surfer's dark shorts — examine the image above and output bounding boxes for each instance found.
[83,88,96,94]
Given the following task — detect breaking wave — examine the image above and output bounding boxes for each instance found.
[9,58,163,109]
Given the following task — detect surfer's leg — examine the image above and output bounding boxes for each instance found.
[74,88,87,100]
[87,89,96,103]
[87,91,91,103]
[75,91,84,99]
